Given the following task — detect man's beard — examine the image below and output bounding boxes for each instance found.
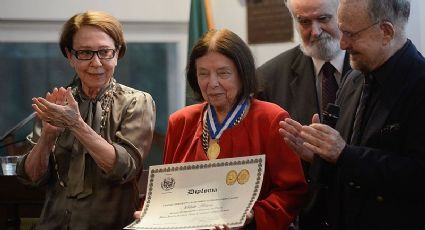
[300,32,341,60]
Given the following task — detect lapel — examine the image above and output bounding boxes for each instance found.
[289,50,351,118]
[336,70,364,141]
[289,50,320,119]
[342,52,351,77]
[360,42,416,145]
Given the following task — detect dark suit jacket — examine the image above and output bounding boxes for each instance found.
[256,45,351,126]
[256,45,351,230]
[330,40,425,230]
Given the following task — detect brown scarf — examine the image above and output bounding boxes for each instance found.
[66,79,114,199]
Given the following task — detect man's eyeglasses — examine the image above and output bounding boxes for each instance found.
[71,48,116,60]
[339,21,380,40]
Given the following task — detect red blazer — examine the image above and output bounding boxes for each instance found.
[164,99,307,229]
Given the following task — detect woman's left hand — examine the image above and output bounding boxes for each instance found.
[214,209,254,230]
[32,87,81,129]
[214,225,239,230]
[134,210,142,219]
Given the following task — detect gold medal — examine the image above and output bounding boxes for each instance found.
[207,140,220,160]
[226,170,238,185]
[237,169,250,185]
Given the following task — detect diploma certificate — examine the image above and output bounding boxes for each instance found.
[125,155,265,230]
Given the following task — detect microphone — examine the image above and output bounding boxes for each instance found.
[322,103,340,129]
[304,103,339,212]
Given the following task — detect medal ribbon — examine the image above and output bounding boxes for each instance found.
[207,98,248,140]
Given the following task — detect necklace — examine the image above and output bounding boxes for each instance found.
[99,81,116,131]
[201,102,248,159]
[51,136,65,187]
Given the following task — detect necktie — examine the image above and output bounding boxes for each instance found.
[350,74,373,145]
[321,62,338,112]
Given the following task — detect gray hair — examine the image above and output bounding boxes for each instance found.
[283,0,291,12]
[284,0,339,15]
[366,0,410,32]
[283,0,295,15]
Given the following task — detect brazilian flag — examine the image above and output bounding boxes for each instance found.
[186,0,214,105]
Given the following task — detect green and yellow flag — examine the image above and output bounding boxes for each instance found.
[188,0,215,53]
[186,0,215,105]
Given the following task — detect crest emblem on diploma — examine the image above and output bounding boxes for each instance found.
[161,177,176,191]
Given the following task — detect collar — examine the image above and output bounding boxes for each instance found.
[370,40,410,87]
[73,78,116,102]
[312,50,346,76]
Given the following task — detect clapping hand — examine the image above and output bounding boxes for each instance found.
[279,114,346,163]
[32,87,80,132]
[279,116,315,162]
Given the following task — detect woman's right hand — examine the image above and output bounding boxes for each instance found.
[134,210,142,219]
[32,87,80,135]
[33,88,65,136]
[25,88,70,181]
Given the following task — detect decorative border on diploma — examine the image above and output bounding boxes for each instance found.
[129,155,264,229]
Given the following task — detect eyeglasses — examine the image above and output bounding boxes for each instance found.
[339,21,380,40]
[71,48,116,60]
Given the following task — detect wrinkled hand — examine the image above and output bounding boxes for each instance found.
[34,88,64,136]
[32,87,80,131]
[214,210,254,230]
[279,118,315,162]
[214,225,235,230]
[134,210,142,219]
[300,114,346,163]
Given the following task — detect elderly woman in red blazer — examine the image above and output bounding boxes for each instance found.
[137,29,307,229]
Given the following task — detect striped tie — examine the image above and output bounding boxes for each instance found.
[321,62,338,112]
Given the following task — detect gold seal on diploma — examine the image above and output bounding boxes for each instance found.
[226,170,238,185]
[237,169,250,185]
[207,140,220,160]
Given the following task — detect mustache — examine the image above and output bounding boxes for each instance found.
[300,31,341,60]
[311,32,334,43]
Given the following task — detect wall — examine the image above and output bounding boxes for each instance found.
[1,0,424,66]
[210,0,299,67]
[1,0,191,113]
[405,0,425,54]
[0,0,190,22]
[0,0,424,96]
[0,0,298,67]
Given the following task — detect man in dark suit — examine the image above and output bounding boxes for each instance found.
[280,0,425,229]
[256,1,351,229]
[256,0,351,186]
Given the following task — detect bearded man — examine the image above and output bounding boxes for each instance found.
[257,0,350,126]
[256,0,351,229]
